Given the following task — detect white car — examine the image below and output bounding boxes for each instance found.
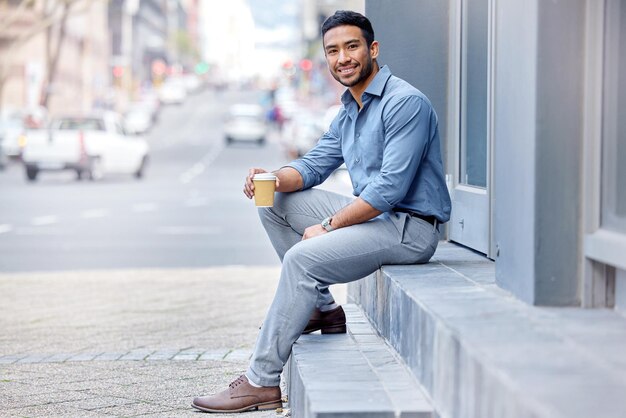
[282,111,324,158]
[182,73,203,94]
[124,103,153,135]
[21,111,149,181]
[0,114,27,158]
[223,104,268,145]
[158,78,187,105]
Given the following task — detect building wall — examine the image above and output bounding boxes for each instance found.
[1,37,46,114]
[0,4,46,113]
[494,0,585,305]
[365,0,449,145]
[532,0,585,305]
[492,0,539,303]
[0,0,110,117]
[365,0,587,306]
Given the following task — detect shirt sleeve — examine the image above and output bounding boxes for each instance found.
[285,116,345,190]
[359,95,431,212]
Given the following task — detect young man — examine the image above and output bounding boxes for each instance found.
[192,10,451,413]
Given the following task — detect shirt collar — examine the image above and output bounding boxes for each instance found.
[341,65,392,106]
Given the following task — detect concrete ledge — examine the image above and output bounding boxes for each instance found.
[287,304,433,418]
[349,242,626,418]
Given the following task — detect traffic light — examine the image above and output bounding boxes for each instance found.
[299,59,313,72]
[112,66,124,87]
[195,62,209,75]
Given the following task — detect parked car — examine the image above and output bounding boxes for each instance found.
[140,90,161,119]
[281,104,343,158]
[182,73,203,94]
[21,111,149,181]
[223,104,268,145]
[0,140,7,170]
[158,77,187,105]
[124,102,154,135]
[0,114,27,159]
[282,111,324,158]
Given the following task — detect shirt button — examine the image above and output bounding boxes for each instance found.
[356,132,360,138]
[355,158,360,163]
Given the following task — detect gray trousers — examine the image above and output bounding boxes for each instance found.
[246,188,440,386]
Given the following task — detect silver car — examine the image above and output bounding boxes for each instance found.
[223,104,268,145]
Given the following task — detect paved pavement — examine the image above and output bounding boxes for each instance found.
[0,267,347,417]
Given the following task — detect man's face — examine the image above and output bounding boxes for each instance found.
[323,25,378,89]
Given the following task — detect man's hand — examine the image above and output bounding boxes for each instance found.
[244,168,280,199]
[302,224,328,240]
[245,167,303,199]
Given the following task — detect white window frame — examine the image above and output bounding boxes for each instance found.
[445,0,496,258]
[581,0,626,307]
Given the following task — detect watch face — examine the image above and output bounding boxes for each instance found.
[322,217,333,231]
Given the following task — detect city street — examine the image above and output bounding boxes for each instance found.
[0,88,351,417]
[0,88,305,272]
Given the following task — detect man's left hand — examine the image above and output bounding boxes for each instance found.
[302,224,328,240]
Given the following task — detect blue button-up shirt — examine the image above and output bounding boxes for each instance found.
[287,65,451,223]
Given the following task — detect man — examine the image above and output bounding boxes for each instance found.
[192,10,451,413]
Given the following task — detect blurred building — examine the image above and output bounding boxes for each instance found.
[300,0,365,47]
[296,0,365,104]
[0,0,194,117]
[0,0,110,118]
[182,0,201,68]
[108,0,192,102]
[109,0,165,93]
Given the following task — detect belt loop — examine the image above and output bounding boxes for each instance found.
[433,219,439,232]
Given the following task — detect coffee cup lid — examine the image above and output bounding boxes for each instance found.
[253,173,276,180]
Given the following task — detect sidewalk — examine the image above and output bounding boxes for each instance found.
[0,266,343,417]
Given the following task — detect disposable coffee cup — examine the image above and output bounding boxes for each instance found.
[253,173,277,207]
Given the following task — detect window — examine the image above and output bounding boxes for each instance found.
[602,0,626,234]
[460,0,489,188]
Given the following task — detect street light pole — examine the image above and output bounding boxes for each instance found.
[122,0,140,101]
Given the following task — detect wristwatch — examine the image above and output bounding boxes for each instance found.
[321,216,334,232]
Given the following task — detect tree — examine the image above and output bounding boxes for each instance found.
[0,0,98,111]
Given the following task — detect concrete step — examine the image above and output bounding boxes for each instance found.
[349,242,626,418]
[286,304,434,418]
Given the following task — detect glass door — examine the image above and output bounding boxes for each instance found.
[448,0,493,256]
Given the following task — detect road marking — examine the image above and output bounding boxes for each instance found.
[0,224,13,234]
[179,145,223,185]
[31,215,58,226]
[156,226,220,235]
[132,203,158,213]
[81,209,109,219]
[179,162,205,184]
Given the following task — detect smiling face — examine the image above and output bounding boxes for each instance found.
[323,25,379,94]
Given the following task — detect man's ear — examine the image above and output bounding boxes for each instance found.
[370,41,379,59]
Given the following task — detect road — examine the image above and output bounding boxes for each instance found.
[0,88,350,273]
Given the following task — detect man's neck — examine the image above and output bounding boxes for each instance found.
[349,63,380,109]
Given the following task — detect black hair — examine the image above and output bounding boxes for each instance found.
[321,10,375,48]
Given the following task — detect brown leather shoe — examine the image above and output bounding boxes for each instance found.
[192,375,281,413]
[303,305,346,334]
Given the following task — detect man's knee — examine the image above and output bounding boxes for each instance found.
[258,192,286,218]
[282,243,312,272]
[273,191,302,211]
[257,206,274,222]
